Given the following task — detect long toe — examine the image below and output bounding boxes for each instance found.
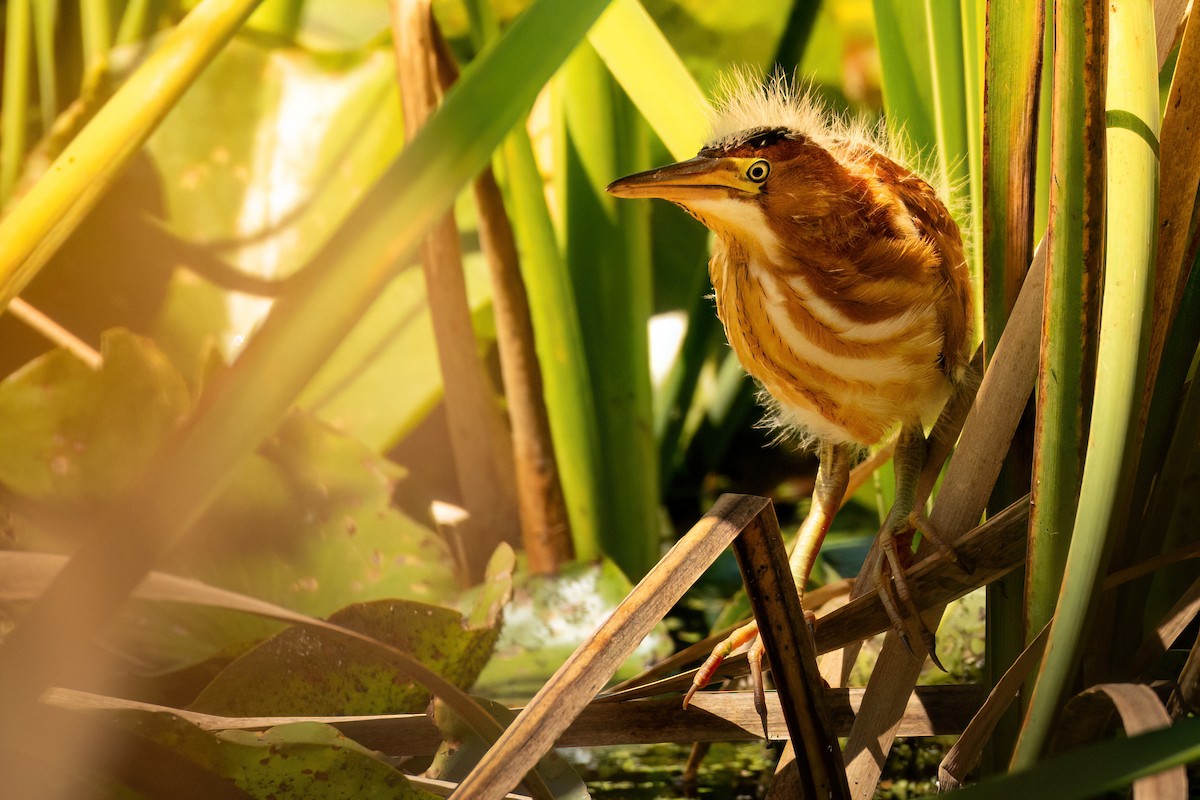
[875,540,946,670]
[683,619,760,708]
[908,510,974,574]
[748,639,769,739]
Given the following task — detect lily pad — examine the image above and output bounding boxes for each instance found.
[119,712,438,799]
[0,330,190,509]
[189,548,513,716]
[148,40,402,287]
[0,330,458,669]
[145,33,495,451]
[121,408,459,669]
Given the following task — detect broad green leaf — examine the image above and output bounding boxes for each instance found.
[0,330,190,505]
[183,546,510,716]
[0,330,457,667]
[189,594,506,716]
[6,549,505,748]
[147,41,403,354]
[144,18,497,453]
[146,34,486,450]
[174,410,457,617]
[120,411,458,668]
[121,712,439,799]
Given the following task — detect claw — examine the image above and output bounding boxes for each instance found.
[748,642,768,738]
[875,534,924,660]
[923,628,947,672]
[870,425,961,670]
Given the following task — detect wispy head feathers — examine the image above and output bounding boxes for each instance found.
[704,69,887,157]
[703,68,954,213]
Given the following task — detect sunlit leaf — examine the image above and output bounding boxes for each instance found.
[147,40,403,352]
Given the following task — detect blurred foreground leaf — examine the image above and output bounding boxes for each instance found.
[121,713,438,799]
[0,330,190,504]
[0,331,458,668]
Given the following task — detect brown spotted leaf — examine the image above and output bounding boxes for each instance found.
[119,712,439,799]
[189,596,503,717]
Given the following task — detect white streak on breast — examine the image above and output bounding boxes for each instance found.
[757,273,916,384]
[781,273,931,343]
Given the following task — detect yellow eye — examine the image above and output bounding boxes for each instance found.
[746,160,770,182]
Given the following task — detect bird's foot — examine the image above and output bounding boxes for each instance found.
[682,619,760,709]
[684,608,816,739]
[908,508,974,575]
[874,509,972,671]
[875,514,934,669]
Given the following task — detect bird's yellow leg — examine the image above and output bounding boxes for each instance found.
[683,442,851,713]
[786,441,853,608]
[875,424,946,669]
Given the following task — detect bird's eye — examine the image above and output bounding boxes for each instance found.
[746,160,770,183]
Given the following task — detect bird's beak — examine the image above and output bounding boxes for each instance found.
[606,156,753,200]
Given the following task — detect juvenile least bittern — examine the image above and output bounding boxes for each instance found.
[608,75,974,708]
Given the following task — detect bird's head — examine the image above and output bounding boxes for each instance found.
[607,74,891,255]
[607,127,852,247]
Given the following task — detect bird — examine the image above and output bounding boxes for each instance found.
[607,73,975,711]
